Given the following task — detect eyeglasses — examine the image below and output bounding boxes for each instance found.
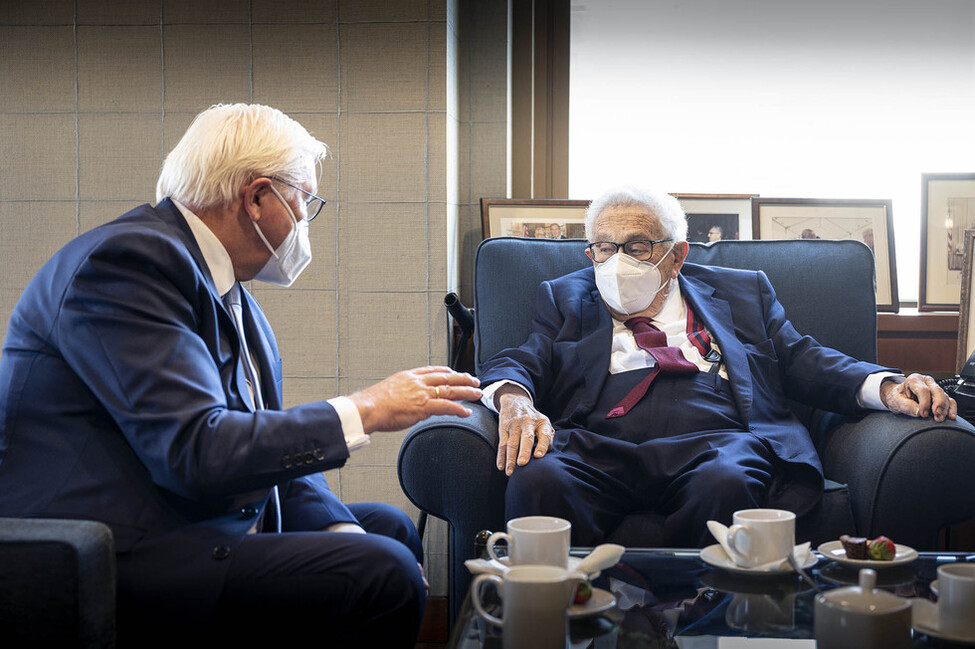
[586,238,673,263]
[267,176,328,222]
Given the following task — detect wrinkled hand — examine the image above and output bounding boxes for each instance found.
[880,373,957,422]
[496,386,554,476]
[349,366,481,434]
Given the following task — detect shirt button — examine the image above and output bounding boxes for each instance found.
[240,507,258,519]
[212,545,231,560]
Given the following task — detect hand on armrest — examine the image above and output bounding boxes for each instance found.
[495,385,554,476]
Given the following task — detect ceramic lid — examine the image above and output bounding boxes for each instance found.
[818,569,911,614]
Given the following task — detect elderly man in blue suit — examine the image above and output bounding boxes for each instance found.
[0,104,481,647]
[479,186,954,549]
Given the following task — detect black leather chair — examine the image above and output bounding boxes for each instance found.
[398,237,975,622]
[0,517,116,647]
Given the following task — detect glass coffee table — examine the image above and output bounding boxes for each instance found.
[448,547,974,648]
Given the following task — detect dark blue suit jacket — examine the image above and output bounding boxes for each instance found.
[479,263,890,514]
[0,200,355,612]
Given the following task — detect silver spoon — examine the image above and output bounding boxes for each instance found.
[788,550,823,594]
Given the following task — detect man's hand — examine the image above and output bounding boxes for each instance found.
[495,385,554,476]
[349,366,481,434]
[880,373,957,422]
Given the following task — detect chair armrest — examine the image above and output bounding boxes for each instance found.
[0,517,116,646]
[398,404,508,619]
[819,412,975,549]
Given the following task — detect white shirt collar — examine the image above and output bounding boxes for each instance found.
[170,199,237,298]
[652,278,685,326]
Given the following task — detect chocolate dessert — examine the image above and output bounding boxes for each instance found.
[840,534,868,560]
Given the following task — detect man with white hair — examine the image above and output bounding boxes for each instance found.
[0,104,481,646]
[480,185,954,549]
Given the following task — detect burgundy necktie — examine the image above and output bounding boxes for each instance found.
[606,317,699,418]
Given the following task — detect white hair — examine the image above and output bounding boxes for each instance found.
[156,103,329,208]
[585,186,688,242]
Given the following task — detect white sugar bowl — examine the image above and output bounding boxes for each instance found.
[814,568,912,649]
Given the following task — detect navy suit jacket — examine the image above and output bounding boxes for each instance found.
[479,263,890,514]
[0,200,354,611]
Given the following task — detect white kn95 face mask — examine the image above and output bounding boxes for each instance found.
[593,243,674,315]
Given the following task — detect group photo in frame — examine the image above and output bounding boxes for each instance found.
[480,198,590,240]
[920,173,975,311]
[676,193,756,243]
[752,197,898,312]
[956,229,975,373]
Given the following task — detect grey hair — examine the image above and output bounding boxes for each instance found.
[156,103,329,209]
[585,186,688,242]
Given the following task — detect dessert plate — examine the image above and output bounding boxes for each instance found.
[912,598,975,645]
[817,540,917,568]
[568,587,616,618]
[700,544,817,576]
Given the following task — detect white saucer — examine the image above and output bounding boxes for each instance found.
[700,544,817,576]
[912,598,975,644]
[817,540,917,568]
[568,587,616,618]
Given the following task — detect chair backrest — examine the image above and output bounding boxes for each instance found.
[472,237,878,374]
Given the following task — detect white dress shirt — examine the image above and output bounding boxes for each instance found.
[173,199,369,452]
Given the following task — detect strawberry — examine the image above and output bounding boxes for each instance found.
[868,535,896,561]
[574,580,593,604]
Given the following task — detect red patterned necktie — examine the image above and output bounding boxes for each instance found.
[606,317,699,418]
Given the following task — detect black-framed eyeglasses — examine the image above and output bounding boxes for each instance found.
[586,238,673,263]
[267,176,328,222]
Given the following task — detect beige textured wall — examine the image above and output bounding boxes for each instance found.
[0,0,508,596]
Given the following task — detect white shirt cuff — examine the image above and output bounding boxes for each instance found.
[480,379,532,413]
[327,396,370,452]
[858,371,904,410]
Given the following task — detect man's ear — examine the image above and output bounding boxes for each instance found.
[241,177,273,222]
[670,241,690,277]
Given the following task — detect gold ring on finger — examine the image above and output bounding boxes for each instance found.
[435,386,441,398]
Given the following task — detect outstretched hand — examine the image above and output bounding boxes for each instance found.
[495,385,555,476]
[880,373,957,422]
[349,366,481,434]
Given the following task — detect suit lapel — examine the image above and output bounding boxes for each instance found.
[573,286,615,410]
[680,274,753,422]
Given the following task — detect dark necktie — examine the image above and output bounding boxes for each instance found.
[223,283,281,533]
[606,317,699,418]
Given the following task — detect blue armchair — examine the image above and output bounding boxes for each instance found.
[398,237,975,622]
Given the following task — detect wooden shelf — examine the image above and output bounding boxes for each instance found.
[877,309,959,375]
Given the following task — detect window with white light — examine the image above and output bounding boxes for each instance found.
[569,0,975,303]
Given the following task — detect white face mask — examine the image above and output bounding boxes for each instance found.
[593,243,674,315]
[252,185,312,287]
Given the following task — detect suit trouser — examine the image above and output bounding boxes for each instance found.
[506,372,777,548]
[116,502,425,649]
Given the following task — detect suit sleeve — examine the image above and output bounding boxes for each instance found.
[755,271,890,414]
[478,280,564,403]
[56,234,350,501]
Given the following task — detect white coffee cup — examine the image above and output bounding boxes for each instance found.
[471,565,579,649]
[938,563,975,637]
[486,516,571,567]
[725,508,795,568]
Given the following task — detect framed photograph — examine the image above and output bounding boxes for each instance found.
[480,198,590,239]
[675,193,756,243]
[957,229,975,373]
[752,197,898,312]
[920,173,975,311]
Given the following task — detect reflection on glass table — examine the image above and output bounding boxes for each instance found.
[448,547,959,649]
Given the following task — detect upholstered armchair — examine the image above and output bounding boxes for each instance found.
[398,237,975,621]
[0,517,116,647]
